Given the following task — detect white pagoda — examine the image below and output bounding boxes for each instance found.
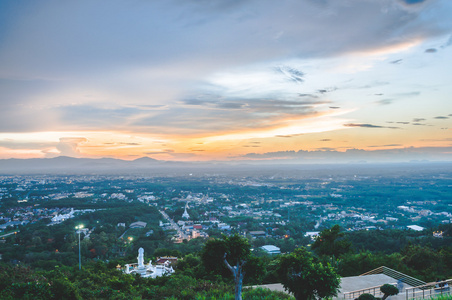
[182,202,190,219]
[122,248,174,278]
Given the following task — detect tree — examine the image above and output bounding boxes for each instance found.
[357,293,376,300]
[277,247,341,300]
[311,225,351,260]
[380,284,398,300]
[201,234,252,300]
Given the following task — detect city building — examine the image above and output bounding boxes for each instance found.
[260,245,281,255]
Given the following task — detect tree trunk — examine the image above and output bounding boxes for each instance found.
[234,265,243,300]
[224,254,246,300]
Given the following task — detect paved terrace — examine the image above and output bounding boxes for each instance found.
[336,274,413,299]
[251,274,414,300]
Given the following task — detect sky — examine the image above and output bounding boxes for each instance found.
[0,0,451,163]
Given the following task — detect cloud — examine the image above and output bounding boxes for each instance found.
[0,139,55,150]
[55,137,87,157]
[242,146,452,163]
[368,144,403,147]
[434,116,449,119]
[1,0,448,84]
[390,59,403,64]
[396,91,421,97]
[444,35,452,48]
[299,94,319,98]
[54,104,144,131]
[413,118,426,122]
[320,139,331,142]
[400,0,427,5]
[216,102,246,109]
[317,87,338,94]
[376,99,394,105]
[0,136,86,158]
[375,91,420,106]
[425,48,438,53]
[131,93,333,136]
[343,123,400,129]
[274,66,305,84]
[344,123,382,128]
[276,133,304,138]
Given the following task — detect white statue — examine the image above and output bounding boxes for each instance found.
[138,247,145,268]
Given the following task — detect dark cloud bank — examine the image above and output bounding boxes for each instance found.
[242,147,452,163]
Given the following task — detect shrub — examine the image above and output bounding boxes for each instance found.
[380,283,398,300]
[357,293,376,300]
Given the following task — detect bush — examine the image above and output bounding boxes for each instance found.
[357,293,376,300]
[380,283,398,300]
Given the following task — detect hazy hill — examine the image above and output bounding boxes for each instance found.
[1,156,452,176]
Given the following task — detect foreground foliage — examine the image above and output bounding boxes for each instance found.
[0,262,293,300]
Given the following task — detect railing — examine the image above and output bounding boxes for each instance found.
[343,283,396,299]
[405,279,451,299]
[360,266,426,288]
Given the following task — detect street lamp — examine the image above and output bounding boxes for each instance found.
[75,225,84,270]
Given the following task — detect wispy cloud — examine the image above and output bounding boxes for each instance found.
[343,123,400,129]
[274,66,305,84]
[390,59,403,64]
[413,118,426,122]
[242,146,452,163]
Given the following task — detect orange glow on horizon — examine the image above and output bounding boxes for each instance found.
[0,121,451,161]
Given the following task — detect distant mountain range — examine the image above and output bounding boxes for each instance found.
[0,156,176,174]
[1,156,451,176]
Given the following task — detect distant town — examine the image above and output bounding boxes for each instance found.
[1,163,451,249]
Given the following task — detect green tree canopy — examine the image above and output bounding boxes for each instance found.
[380,283,399,300]
[311,224,351,258]
[357,293,376,300]
[277,247,341,300]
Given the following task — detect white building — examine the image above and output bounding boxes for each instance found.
[305,231,320,240]
[130,221,147,228]
[260,245,281,255]
[51,208,75,223]
[407,225,424,231]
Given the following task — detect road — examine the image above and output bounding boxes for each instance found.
[159,209,188,240]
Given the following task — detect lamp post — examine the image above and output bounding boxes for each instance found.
[75,225,84,270]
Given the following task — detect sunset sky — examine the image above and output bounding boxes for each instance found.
[0,0,451,162]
